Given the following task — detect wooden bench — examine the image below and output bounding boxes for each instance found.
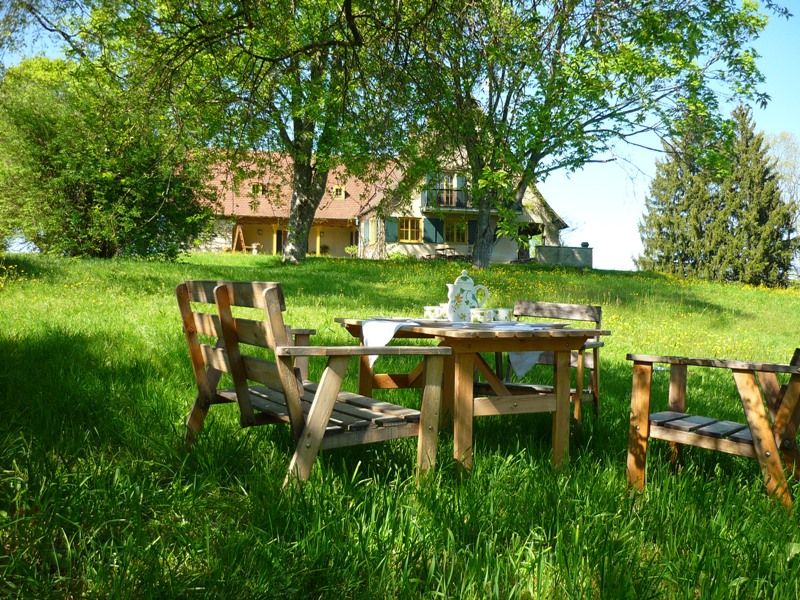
[177,280,451,487]
[626,352,800,507]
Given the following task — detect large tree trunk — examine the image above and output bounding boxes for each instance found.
[471,207,496,269]
[470,177,497,269]
[282,156,328,264]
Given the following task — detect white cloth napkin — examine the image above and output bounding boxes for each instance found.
[362,320,418,367]
[508,351,543,378]
[506,323,548,378]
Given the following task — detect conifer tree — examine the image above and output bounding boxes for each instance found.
[637,115,718,277]
[637,106,798,287]
[716,106,797,286]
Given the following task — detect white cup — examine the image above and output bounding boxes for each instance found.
[493,308,513,322]
[424,305,443,319]
[470,308,495,323]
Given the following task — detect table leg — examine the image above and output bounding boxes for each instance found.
[627,361,653,491]
[441,351,456,425]
[551,349,570,467]
[453,351,475,472]
[358,354,373,397]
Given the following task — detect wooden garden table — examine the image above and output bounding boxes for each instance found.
[335,318,611,471]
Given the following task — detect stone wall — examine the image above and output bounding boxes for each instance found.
[534,245,593,268]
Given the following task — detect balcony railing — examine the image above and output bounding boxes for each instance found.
[423,190,521,213]
[424,189,473,210]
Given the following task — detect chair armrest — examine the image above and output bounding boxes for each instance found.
[288,328,317,336]
[276,345,452,357]
[627,353,800,375]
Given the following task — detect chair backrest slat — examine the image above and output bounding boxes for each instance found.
[514,300,601,326]
[232,318,273,349]
[200,344,230,372]
[186,280,286,310]
[177,282,216,408]
[192,312,221,338]
[242,355,286,390]
[263,286,292,349]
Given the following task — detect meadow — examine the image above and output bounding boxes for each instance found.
[2,252,800,598]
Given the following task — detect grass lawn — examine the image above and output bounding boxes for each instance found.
[2,252,800,598]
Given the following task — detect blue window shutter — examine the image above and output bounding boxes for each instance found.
[385,218,398,242]
[423,218,443,243]
[457,174,467,205]
[468,220,477,244]
[362,220,370,243]
[422,174,435,207]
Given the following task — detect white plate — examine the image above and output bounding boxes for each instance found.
[368,317,451,325]
[454,321,570,328]
[366,318,569,329]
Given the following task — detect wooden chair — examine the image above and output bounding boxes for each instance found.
[626,352,800,507]
[491,301,603,422]
[176,280,450,487]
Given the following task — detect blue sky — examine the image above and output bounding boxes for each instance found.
[542,11,800,270]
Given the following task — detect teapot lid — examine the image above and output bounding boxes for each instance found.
[454,269,473,285]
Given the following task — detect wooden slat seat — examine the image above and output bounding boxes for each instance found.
[627,352,800,507]
[215,387,395,433]
[648,411,688,425]
[728,428,754,444]
[649,413,749,441]
[661,414,718,433]
[684,419,747,440]
[177,280,450,487]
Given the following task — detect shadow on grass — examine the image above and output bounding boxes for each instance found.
[1,327,175,455]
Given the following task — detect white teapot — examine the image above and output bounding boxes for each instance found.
[446,270,490,321]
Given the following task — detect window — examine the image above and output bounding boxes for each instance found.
[444,221,467,244]
[250,182,266,196]
[426,172,467,207]
[440,174,457,206]
[398,218,422,242]
[332,185,346,199]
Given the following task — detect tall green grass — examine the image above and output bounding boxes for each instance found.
[2,252,800,598]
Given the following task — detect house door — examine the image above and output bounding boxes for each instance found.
[276,230,285,254]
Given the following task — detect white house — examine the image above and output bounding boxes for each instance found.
[358,171,567,262]
[206,154,571,263]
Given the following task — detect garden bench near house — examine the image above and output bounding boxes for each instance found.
[176,280,450,487]
[626,351,800,507]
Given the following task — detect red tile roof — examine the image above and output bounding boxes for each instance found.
[208,153,398,222]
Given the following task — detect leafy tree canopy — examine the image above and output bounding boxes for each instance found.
[0,57,218,258]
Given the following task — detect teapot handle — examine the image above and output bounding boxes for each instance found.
[474,285,490,307]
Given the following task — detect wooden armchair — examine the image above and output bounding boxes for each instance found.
[176,280,450,487]
[490,301,603,422]
[626,352,800,507]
